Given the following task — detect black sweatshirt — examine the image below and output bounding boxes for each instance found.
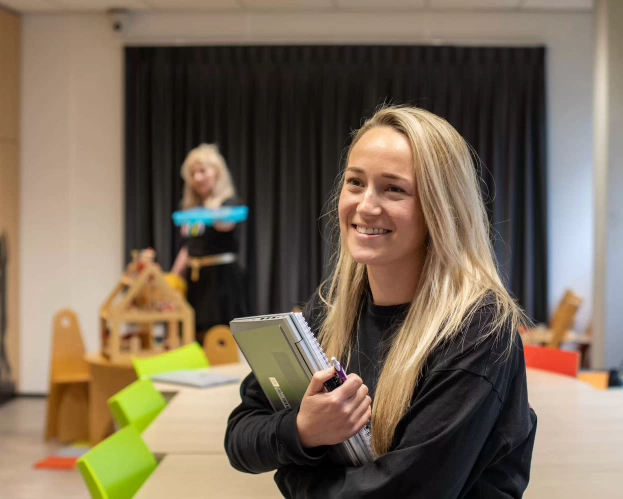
[225,290,537,498]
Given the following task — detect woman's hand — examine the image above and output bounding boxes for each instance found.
[296,368,372,449]
[214,222,236,232]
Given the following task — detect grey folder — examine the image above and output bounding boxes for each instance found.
[230,312,375,466]
[150,370,240,388]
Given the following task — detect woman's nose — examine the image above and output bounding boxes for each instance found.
[357,189,382,216]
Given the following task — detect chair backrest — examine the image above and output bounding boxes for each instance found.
[524,345,580,377]
[50,309,89,382]
[132,342,209,379]
[77,426,157,499]
[203,325,239,365]
[548,290,583,348]
[108,379,166,434]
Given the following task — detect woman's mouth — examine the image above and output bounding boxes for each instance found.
[353,225,392,236]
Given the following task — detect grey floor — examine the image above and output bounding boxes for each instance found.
[0,398,88,499]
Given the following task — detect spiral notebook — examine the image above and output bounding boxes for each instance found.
[230,312,375,467]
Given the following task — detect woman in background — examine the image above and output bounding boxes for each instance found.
[171,144,248,344]
[225,106,536,498]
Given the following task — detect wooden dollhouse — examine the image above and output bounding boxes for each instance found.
[100,249,194,362]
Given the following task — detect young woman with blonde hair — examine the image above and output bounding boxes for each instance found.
[226,106,536,498]
[172,144,248,344]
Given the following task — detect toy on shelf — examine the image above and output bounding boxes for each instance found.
[172,206,248,237]
[164,273,187,297]
[99,249,195,363]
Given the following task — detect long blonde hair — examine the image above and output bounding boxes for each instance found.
[180,144,236,209]
[318,106,527,456]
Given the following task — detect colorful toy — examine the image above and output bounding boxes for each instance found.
[99,249,195,362]
[164,273,187,297]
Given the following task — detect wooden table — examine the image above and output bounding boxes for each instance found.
[135,455,278,498]
[140,366,623,498]
[85,354,250,446]
[525,368,623,498]
[85,353,136,445]
[143,383,247,455]
[144,362,251,455]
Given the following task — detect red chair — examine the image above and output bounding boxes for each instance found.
[523,344,580,378]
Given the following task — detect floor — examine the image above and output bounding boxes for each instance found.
[0,398,88,499]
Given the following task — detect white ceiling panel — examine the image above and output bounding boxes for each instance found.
[56,0,149,10]
[0,0,60,12]
[0,0,594,13]
[522,0,592,9]
[240,0,333,10]
[430,0,521,8]
[143,0,242,10]
[336,0,426,10]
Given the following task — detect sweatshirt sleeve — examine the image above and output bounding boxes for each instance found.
[224,289,329,473]
[224,372,329,473]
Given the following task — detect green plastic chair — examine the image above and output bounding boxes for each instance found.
[132,342,210,379]
[77,426,157,499]
[108,379,167,434]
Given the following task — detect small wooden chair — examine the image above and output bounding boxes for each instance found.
[522,290,584,347]
[203,325,239,365]
[46,309,91,443]
[548,290,583,348]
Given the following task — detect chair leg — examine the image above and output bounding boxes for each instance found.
[57,383,89,444]
[579,344,591,369]
[89,364,136,445]
[45,383,65,440]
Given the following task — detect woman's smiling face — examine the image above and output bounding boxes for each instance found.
[338,126,428,270]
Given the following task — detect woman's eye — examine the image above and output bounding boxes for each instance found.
[387,185,405,193]
[347,178,364,187]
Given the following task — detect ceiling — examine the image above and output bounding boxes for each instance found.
[0,0,593,14]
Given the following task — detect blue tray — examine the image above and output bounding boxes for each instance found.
[172,206,249,227]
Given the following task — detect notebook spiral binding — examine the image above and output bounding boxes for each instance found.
[293,313,330,367]
[293,313,375,458]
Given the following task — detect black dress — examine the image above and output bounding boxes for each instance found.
[185,198,249,344]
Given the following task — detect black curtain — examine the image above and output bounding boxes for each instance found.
[125,45,547,322]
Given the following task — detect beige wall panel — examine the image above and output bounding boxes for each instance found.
[0,143,19,387]
[0,9,19,142]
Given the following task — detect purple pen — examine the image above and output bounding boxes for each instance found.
[331,357,348,382]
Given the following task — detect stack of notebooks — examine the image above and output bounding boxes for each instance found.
[231,312,375,466]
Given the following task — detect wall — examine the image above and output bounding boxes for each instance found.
[20,10,593,393]
[20,15,123,393]
[593,0,623,368]
[0,7,20,392]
